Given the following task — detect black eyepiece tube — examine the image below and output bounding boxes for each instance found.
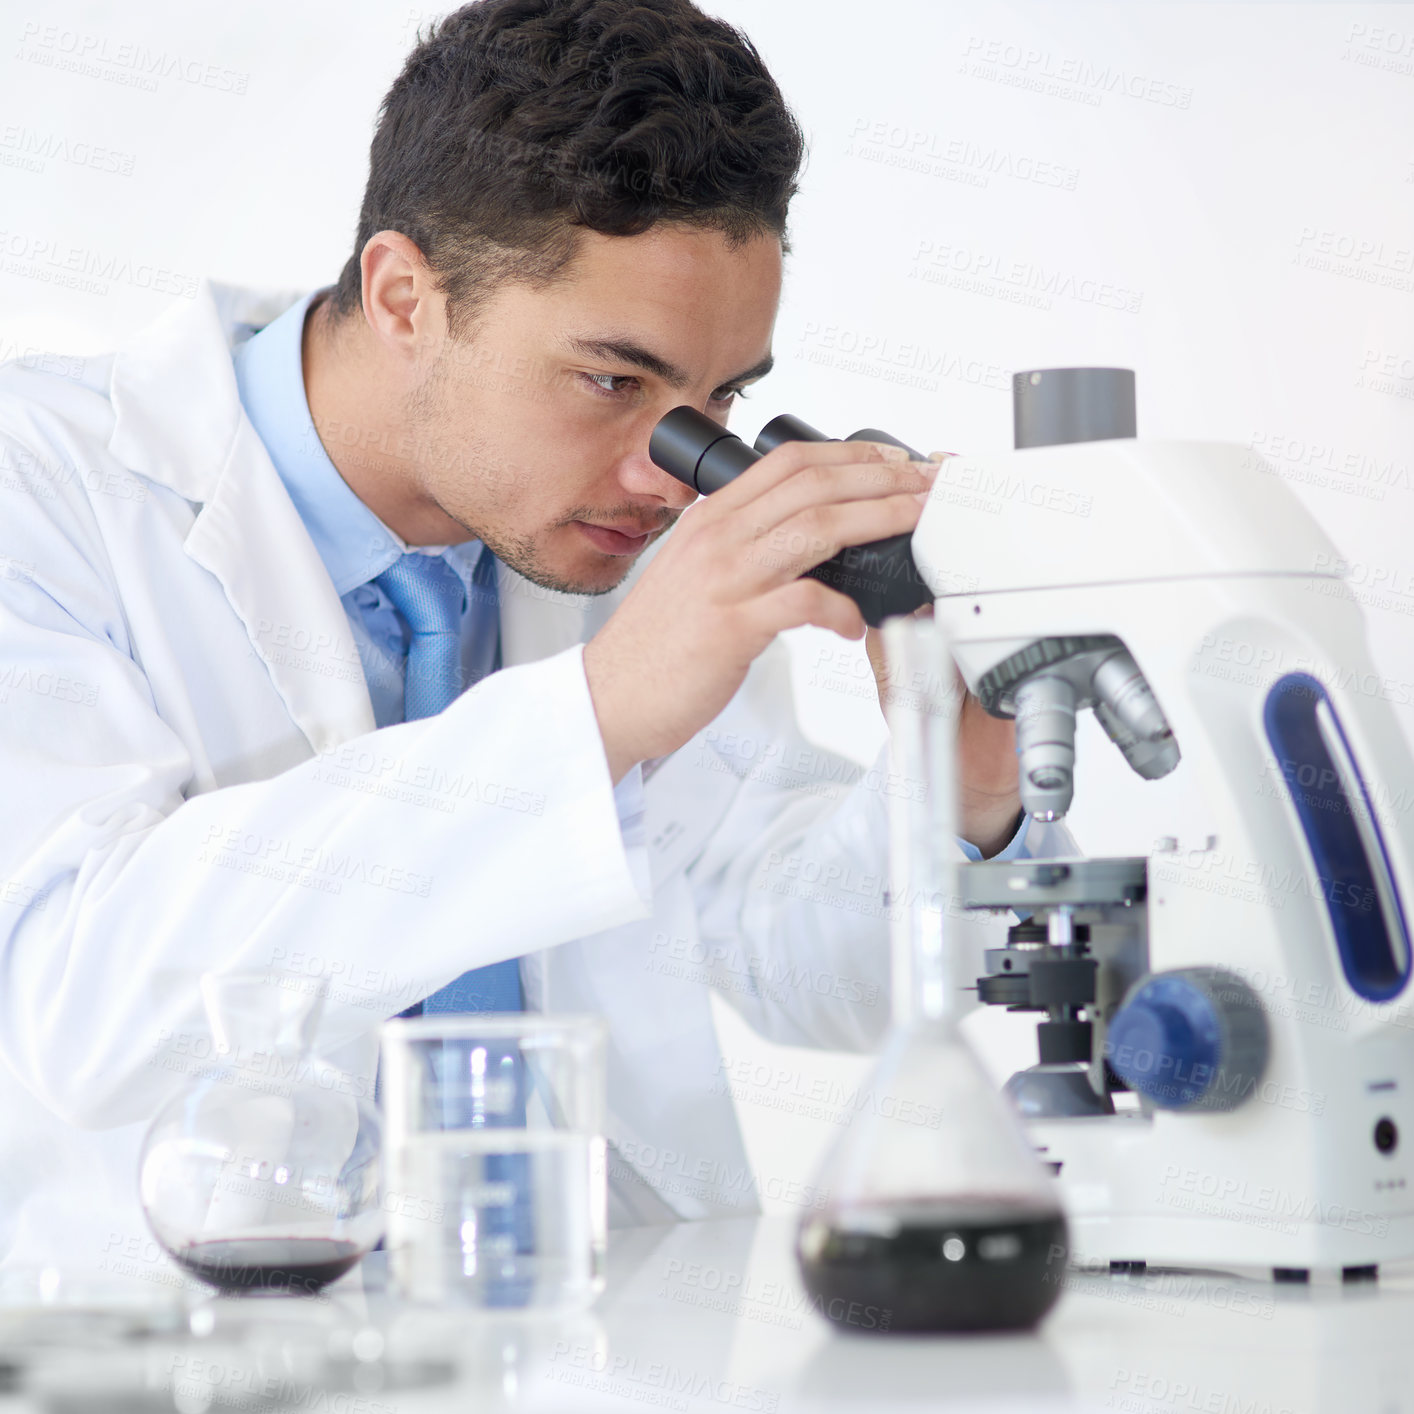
[755,417,923,463]
[648,406,760,495]
[648,405,933,626]
[753,413,830,454]
[847,427,924,461]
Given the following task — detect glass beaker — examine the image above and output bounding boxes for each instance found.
[379,1013,606,1312]
[138,972,383,1295]
[796,615,1069,1333]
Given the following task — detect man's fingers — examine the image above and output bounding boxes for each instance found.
[753,576,866,642]
[742,490,927,584]
[864,624,887,682]
[707,436,913,512]
[742,456,935,538]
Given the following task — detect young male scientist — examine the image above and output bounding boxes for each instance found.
[0,0,1075,1267]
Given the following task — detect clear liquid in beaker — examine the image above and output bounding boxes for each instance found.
[388,1129,605,1310]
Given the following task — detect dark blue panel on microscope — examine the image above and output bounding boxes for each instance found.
[1263,673,1410,1002]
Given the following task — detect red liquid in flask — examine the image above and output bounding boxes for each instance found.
[172,1237,363,1295]
[798,1198,1068,1334]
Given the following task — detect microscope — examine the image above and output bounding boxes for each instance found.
[915,368,1414,1282]
[650,370,1414,1283]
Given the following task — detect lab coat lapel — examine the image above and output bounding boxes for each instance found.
[107,280,376,755]
[495,527,668,667]
[183,417,377,754]
[495,562,600,668]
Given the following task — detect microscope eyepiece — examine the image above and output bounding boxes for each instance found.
[752,416,924,462]
[647,405,933,626]
[846,428,923,460]
[647,406,760,495]
[753,413,830,454]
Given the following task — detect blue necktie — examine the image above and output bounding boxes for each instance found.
[374,548,534,1302]
[374,549,524,1017]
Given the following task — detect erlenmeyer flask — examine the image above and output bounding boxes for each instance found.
[139,971,382,1294]
[796,615,1069,1333]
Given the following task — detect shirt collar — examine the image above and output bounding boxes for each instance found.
[231,288,488,599]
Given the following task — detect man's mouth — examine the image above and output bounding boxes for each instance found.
[571,519,663,556]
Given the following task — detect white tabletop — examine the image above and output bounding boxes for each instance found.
[4,1215,1414,1413]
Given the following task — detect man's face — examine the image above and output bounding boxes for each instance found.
[405,224,783,595]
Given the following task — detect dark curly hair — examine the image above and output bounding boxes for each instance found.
[330,0,805,335]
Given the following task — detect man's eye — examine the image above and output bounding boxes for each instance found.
[580,372,639,398]
[710,386,748,404]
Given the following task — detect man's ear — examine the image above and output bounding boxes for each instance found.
[360,230,447,370]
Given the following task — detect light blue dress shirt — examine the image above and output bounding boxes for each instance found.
[961,811,1031,863]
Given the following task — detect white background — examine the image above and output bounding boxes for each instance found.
[2,2,1411,1208]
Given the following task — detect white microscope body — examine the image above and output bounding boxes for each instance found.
[912,374,1414,1279]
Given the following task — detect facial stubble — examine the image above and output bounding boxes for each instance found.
[402,346,678,597]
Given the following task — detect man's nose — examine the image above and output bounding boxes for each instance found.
[617,426,701,509]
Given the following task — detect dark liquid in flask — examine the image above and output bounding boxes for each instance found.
[171,1237,363,1295]
[797,1199,1068,1333]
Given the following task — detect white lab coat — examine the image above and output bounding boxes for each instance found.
[0,282,1075,1271]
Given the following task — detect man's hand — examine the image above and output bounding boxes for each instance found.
[952,689,1024,856]
[864,545,1023,859]
[583,439,938,783]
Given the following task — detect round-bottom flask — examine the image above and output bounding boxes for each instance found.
[796,616,1069,1334]
[139,972,383,1294]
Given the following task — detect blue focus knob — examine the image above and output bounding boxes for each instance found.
[1106,967,1268,1111]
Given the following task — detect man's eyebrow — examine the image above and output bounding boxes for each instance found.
[721,353,774,388]
[565,336,690,388]
[563,336,773,392]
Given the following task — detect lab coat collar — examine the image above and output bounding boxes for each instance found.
[108,279,306,502]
